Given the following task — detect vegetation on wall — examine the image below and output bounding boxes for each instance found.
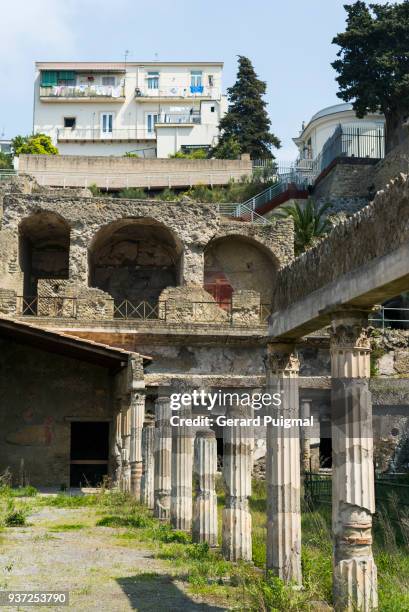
[332,0,409,153]
[212,55,281,159]
[169,149,208,159]
[0,152,13,169]
[12,134,59,156]
[275,199,332,255]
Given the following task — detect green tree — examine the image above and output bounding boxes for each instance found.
[332,1,409,153]
[212,56,280,159]
[0,151,13,169]
[12,133,58,156]
[276,199,332,255]
[212,136,242,160]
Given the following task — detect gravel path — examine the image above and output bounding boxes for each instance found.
[0,505,228,612]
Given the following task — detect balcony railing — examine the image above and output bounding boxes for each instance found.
[156,113,201,125]
[135,85,220,99]
[17,296,272,326]
[57,128,155,141]
[40,85,125,99]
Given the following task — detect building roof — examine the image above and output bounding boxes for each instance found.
[309,102,354,123]
[35,61,224,71]
[0,316,151,370]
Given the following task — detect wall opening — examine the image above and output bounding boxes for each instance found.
[19,212,70,305]
[89,219,182,312]
[70,421,110,487]
[204,236,278,304]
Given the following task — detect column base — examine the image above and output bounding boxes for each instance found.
[222,507,252,561]
[193,495,218,546]
[334,557,378,611]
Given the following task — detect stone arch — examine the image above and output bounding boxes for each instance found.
[19,211,71,300]
[204,234,279,304]
[88,218,184,307]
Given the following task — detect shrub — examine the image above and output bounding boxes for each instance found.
[4,501,26,527]
[117,187,147,199]
[12,133,58,156]
[96,514,154,528]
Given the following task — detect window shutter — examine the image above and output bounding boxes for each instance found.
[40,71,58,87]
[57,71,76,81]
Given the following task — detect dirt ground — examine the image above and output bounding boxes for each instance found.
[0,504,228,612]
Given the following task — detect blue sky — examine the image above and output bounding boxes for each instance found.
[0,0,390,161]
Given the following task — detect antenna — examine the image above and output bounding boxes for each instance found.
[124,49,130,65]
[154,52,159,62]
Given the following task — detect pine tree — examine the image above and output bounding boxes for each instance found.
[213,56,280,159]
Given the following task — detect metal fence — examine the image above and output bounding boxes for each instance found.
[305,472,409,510]
[369,306,409,330]
[17,296,272,325]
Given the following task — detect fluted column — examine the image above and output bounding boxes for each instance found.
[300,398,312,473]
[120,401,131,493]
[222,405,252,561]
[193,429,218,546]
[266,343,302,585]
[171,398,193,531]
[141,422,155,509]
[154,397,172,519]
[129,392,145,499]
[330,311,377,611]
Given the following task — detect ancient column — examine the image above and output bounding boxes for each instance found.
[129,392,145,499]
[141,422,155,509]
[193,429,218,546]
[154,397,172,519]
[266,343,302,585]
[330,311,377,611]
[170,396,193,531]
[120,401,131,493]
[222,404,252,561]
[300,398,312,473]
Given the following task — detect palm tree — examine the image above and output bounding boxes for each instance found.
[275,199,332,256]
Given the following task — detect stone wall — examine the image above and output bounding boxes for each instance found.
[273,174,409,312]
[374,136,409,191]
[313,160,376,214]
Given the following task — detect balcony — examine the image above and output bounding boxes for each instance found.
[40,84,125,101]
[57,128,155,142]
[156,113,201,126]
[135,85,220,101]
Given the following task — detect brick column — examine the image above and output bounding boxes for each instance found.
[266,342,302,585]
[193,429,218,546]
[154,397,172,519]
[170,397,193,531]
[222,405,252,561]
[330,311,377,611]
[141,423,155,509]
[129,392,145,499]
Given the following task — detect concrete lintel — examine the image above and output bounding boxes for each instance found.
[269,242,409,340]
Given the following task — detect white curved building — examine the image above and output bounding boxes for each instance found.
[293,102,385,162]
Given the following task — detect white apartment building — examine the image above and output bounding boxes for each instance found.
[33,61,227,158]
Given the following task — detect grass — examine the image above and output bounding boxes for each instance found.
[1,481,409,610]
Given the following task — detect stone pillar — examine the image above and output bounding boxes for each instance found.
[266,343,302,585]
[129,392,145,499]
[171,398,193,531]
[300,398,312,473]
[330,311,377,611]
[141,423,155,509]
[182,244,204,285]
[120,401,131,493]
[222,405,252,561]
[111,409,122,486]
[69,227,89,286]
[154,397,172,519]
[193,429,218,546]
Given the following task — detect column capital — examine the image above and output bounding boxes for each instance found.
[329,310,370,352]
[267,342,300,376]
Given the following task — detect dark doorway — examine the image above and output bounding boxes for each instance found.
[319,437,332,468]
[70,421,110,487]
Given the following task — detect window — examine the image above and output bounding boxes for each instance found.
[102,76,116,86]
[56,71,76,86]
[210,106,215,113]
[41,70,76,87]
[101,112,114,134]
[208,75,214,87]
[147,72,159,89]
[190,71,203,88]
[147,113,158,133]
[64,117,76,128]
